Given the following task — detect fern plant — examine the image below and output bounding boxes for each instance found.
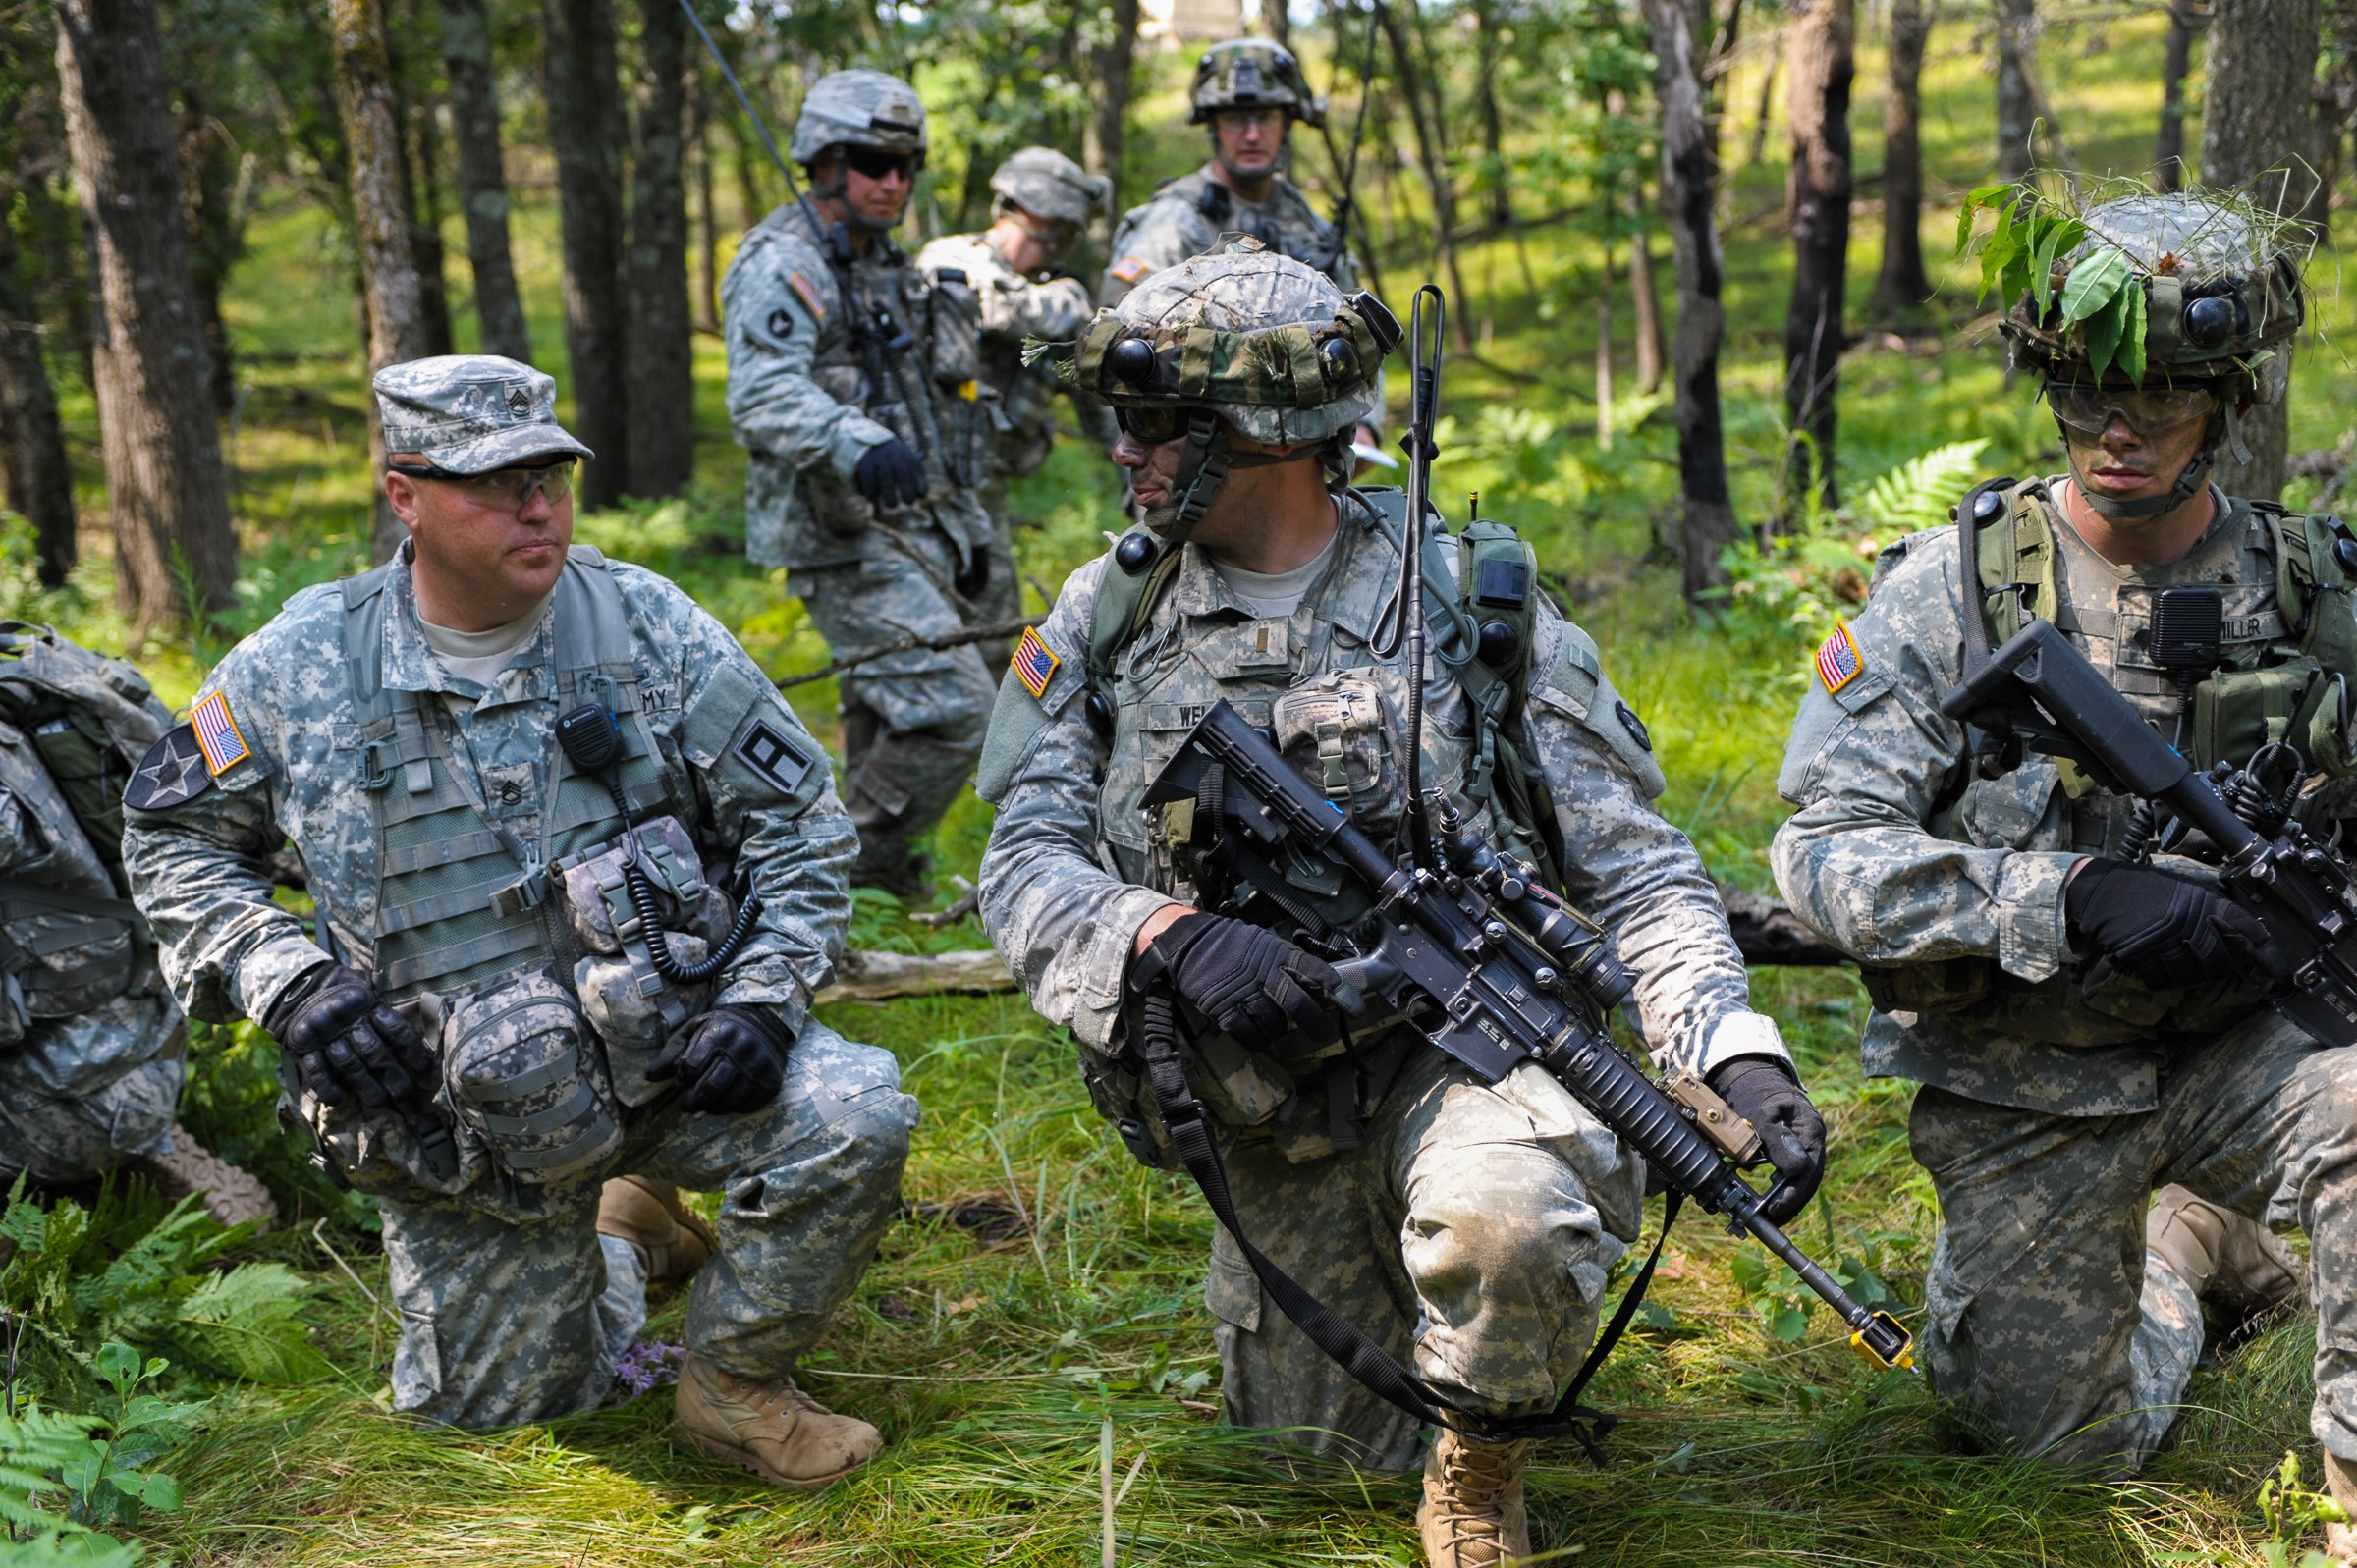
[0,1340,197,1567]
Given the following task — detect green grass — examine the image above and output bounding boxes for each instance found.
[6,8,2357,1563]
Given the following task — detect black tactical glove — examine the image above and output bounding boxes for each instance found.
[851,438,926,508]
[262,961,438,1113]
[1146,913,1360,1051]
[2064,857,2277,988]
[1707,1055,1825,1225]
[650,1004,793,1114]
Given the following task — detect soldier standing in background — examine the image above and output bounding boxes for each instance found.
[1772,194,2347,1507]
[915,147,1116,638]
[123,356,918,1488]
[723,70,998,898]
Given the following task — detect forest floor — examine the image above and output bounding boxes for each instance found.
[13,11,2357,1565]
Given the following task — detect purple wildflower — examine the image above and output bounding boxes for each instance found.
[613,1339,688,1396]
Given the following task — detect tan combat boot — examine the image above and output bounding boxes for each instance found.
[672,1353,883,1489]
[2323,1448,2357,1563]
[1417,1430,1531,1567]
[138,1128,277,1232]
[596,1175,718,1287]
[2147,1185,2305,1329]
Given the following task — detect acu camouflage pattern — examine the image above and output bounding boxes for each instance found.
[913,227,1103,485]
[788,69,927,164]
[120,546,917,1430]
[373,354,595,474]
[1770,483,2357,1467]
[1186,38,1324,126]
[977,494,1787,1436]
[1101,166,1356,307]
[0,626,184,1179]
[988,147,1109,227]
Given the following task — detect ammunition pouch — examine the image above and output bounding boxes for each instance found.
[441,972,622,1186]
[555,816,731,1106]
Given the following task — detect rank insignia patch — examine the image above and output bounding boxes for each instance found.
[124,724,213,812]
[1814,623,1863,694]
[787,271,827,323]
[190,691,250,775]
[734,718,816,794]
[1013,625,1060,701]
[1109,255,1149,284]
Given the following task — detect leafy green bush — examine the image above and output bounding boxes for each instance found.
[0,1342,199,1567]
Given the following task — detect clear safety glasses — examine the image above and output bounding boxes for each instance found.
[388,460,576,510]
[2044,382,2219,440]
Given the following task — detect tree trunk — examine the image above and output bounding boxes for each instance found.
[435,0,530,362]
[1595,243,1616,449]
[393,8,455,358]
[691,64,718,333]
[626,0,692,497]
[1084,0,1141,226]
[174,80,242,415]
[1745,44,1780,166]
[1783,0,1852,514]
[1471,0,1512,227]
[332,0,433,563]
[1995,0,2036,181]
[1871,0,1933,313]
[2202,0,2322,501]
[0,209,78,587]
[727,110,769,231]
[1375,0,1474,349]
[1646,0,1739,605]
[1630,217,1665,394]
[1259,0,1288,47]
[543,0,630,507]
[52,0,237,630]
[2155,2,2208,189]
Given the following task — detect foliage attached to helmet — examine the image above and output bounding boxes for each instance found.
[1187,39,1324,127]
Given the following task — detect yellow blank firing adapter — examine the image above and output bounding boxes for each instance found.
[1850,1311,1915,1372]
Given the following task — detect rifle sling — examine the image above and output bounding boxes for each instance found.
[1134,985,1676,1461]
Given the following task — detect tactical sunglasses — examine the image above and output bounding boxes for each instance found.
[844,145,922,183]
[2045,383,2219,439]
[1115,404,1207,444]
[388,459,576,509]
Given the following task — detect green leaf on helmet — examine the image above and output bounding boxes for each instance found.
[2059,244,2132,330]
[1977,200,2022,305]
[1955,183,2017,257]
[2084,285,2125,383]
[2029,216,2085,317]
[2118,282,2148,385]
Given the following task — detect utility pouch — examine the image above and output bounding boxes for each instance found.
[2193,665,2312,771]
[2292,670,2357,777]
[556,818,727,1105]
[1860,956,1994,1017]
[441,972,622,1185]
[926,271,989,489]
[1273,671,1404,832]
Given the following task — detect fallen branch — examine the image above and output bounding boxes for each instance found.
[1717,881,1846,966]
[815,946,1014,1003]
[776,616,1040,689]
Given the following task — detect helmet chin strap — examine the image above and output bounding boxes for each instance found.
[1142,410,1311,543]
[805,149,902,234]
[2062,414,2220,521]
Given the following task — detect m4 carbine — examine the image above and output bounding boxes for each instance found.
[1942,617,2357,1048]
[1140,699,1916,1396]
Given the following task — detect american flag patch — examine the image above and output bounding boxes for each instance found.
[1814,623,1863,694]
[1012,625,1060,701]
[190,690,250,775]
[1110,255,1149,284]
[787,271,826,322]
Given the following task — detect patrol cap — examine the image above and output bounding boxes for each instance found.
[791,70,928,165]
[991,147,1110,226]
[373,355,594,474]
[1188,39,1323,128]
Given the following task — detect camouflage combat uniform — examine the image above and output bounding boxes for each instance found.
[124,358,916,1430]
[981,504,1790,1468]
[724,71,1000,888]
[1102,169,1355,308]
[1772,487,2357,1471]
[0,628,183,1181]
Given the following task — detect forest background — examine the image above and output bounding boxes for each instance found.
[5,0,2357,1563]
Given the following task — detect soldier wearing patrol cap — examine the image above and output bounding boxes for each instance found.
[1772,191,2354,1497]
[974,242,1823,1567]
[121,354,919,1488]
[914,147,1118,636]
[723,69,998,897]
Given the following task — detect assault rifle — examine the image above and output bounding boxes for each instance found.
[1941,617,2357,1048]
[1133,699,1913,1446]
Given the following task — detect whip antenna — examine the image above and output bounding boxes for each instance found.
[676,0,800,198]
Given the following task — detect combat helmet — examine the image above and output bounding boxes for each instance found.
[990,147,1110,229]
[790,69,928,166]
[2003,190,2306,517]
[1033,238,1397,539]
[1187,38,1324,128]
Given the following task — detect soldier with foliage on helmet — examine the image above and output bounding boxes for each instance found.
[722,70,997,898]
[914,147,1118,635]
[1773,190,2349,1499]
[974,241,1823,1567]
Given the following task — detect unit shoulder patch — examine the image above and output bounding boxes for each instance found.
[1814,622,1864,694]
[124,724,214,812]
[1615,700,1653,753]
[732,716,817,795]
[1013,624,1061,701]
[190,691,251,775]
